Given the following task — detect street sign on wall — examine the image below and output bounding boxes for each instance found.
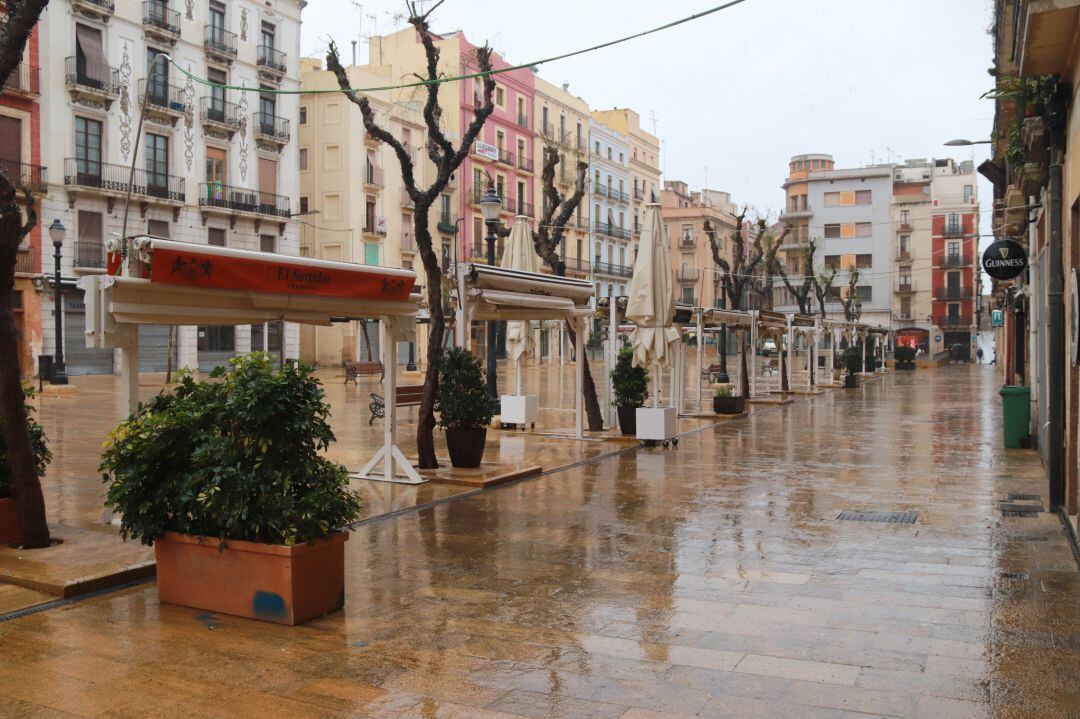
[991,309,1004,327]
[475,141,498,160]
[982,239,1028,281]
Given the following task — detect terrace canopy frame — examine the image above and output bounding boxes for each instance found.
[453,263,594,438]
[78,236,424,484]
[750,310,790,399]
[789,314,821,391]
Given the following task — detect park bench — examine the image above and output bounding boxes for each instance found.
[701,363,727,380]
[344,360,384,384]
[369,384,423,425]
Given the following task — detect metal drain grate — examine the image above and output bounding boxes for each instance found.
[836,510,918,524]
[999,502,1042,517]
[1007,493,1041,502]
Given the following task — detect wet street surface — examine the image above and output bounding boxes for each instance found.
[2,365,1080,718]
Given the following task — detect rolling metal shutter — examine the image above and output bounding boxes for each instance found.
[138,324,176,372]
[64,303,113,375]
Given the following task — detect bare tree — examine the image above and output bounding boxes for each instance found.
[772,238,817,315]
[841,269,862,323]
[0,0,53,548]
[813,266,838,319]
[326,2,496,468]
[704,212,785,398]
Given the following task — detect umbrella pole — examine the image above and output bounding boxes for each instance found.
[575,317,584,439]
[654,364,661,408]
[515,356,521,396]
[696,308,703,413]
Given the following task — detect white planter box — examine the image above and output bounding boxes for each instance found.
[500,394,539,425]
[636,406,677,441]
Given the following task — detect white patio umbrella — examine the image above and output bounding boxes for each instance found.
[626,203,679,405]
[500,215,538,394]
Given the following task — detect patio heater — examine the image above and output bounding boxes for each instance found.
[479,182,503,407]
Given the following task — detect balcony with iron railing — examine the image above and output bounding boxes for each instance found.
[199,97,242,134]
[363,222,388,238]
[437,212,459,234]
[257,44,288,77]
[608,187,629,203]
[595,222,630,241]
[0,159,47,194]
[143,1,181,41]
[633,186,644,201]
[3,63,40,98]
[65,158,185,202]
[518,155,534,173]
[517,112,529,129]
[935,314,972,328]
[679,235,696,249]
[593,182,608,197]
[593,260,633,278]
[541,121,556,140]
[400,233,416,252]
[75,240,107,269]
[204,25,238,61]
[496,148,515,167]
[470,184,510,209]
[895,249,912,263]
[942,223,965,238]
[933,286,974,301]
[779,205,812,221]
[198,182,289,217]
[937,253,972,269]
[138,78,186,119]
[253,111,290,146]
[895,281,914,294]
[899,222,913,233]
[364,166,384,188]
[65,57,120,106]
[518,201,535,218]
[561,256,590,274]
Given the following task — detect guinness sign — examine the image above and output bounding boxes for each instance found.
[982,239,1028,281]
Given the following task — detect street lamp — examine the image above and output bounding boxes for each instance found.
[479,182,503,407]
[48,219,68,386]
[717,274,730,384]
[944,139,992,146]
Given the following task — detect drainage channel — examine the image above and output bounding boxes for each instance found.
[0,391,819,622]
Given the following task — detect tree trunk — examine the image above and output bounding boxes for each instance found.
[0,180,48,547]
[414,208,442,469]
[780,333,789,392]
[166,325,175,383]
[360,320,373,362]
[564,322,604,431]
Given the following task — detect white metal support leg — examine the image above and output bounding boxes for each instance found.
[353,319,424,484]
[119,326,139,417]
[574,317,584,439]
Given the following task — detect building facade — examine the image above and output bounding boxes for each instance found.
[588,118,631,299]
[661,181,737,309]
[39,0,302,375]
[533,77,590,281]
[3,20,44,376]
[891,159,934,352]
[298,58,433,367]
[592,108,661,247]
[929,158,980,360]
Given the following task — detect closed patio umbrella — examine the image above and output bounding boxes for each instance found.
[500,215,538,393]
[627,203,679,405]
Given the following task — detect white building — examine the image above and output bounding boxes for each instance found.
[39,0,303,374]
[588,118,631,299]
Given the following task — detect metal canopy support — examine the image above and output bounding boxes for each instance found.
[608,299,618,428]
[695,307,704,413]
[785,315,794,392]
[750,310,758,398]
[352,319,424,485]
[575,316,585,439]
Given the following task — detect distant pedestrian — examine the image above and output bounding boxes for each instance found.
[976,348,984,364]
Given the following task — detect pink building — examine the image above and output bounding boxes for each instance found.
[452,33,536,261]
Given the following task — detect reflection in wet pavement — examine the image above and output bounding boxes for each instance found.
[2,364,1079,718]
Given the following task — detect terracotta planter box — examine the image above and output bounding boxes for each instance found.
[713,395,746,415]
[154,530,348,625]
[0,497,21,545]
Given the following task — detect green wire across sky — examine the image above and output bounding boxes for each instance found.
[169,0,751,95]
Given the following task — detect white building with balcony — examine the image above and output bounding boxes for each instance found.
[39,0,302,375]
[588,118,631,298]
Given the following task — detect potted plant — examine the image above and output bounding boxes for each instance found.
[100,354,360,625]
[842,346,863,388]
[712,383,745,415]
[610,346,649,435]
[895,345,916,370]
[436,347,494,467]
[0,386,51,545]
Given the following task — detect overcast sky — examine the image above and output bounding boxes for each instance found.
[301,0,995,234]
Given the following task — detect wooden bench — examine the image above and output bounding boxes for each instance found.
[701,363,727,380]
[369,384,423,425]
[344,360,383,384]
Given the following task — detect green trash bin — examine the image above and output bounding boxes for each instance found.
[999,385,1031,449]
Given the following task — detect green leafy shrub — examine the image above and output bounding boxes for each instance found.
[100,354,359,546]
[895,346,916,364]
[435,347,493,430]
[713,383,733,398]
[841,345,863,377]
[610,346,649,408]
[0,385,51,498]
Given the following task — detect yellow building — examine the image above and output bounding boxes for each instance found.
[661,181,737,309]
[533,77,591,281]
[298,58,438,367]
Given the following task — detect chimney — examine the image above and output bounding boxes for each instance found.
[562,82,569,92]
[351,40,357,66]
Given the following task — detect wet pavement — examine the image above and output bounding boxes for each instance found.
[2,365,1080,717]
